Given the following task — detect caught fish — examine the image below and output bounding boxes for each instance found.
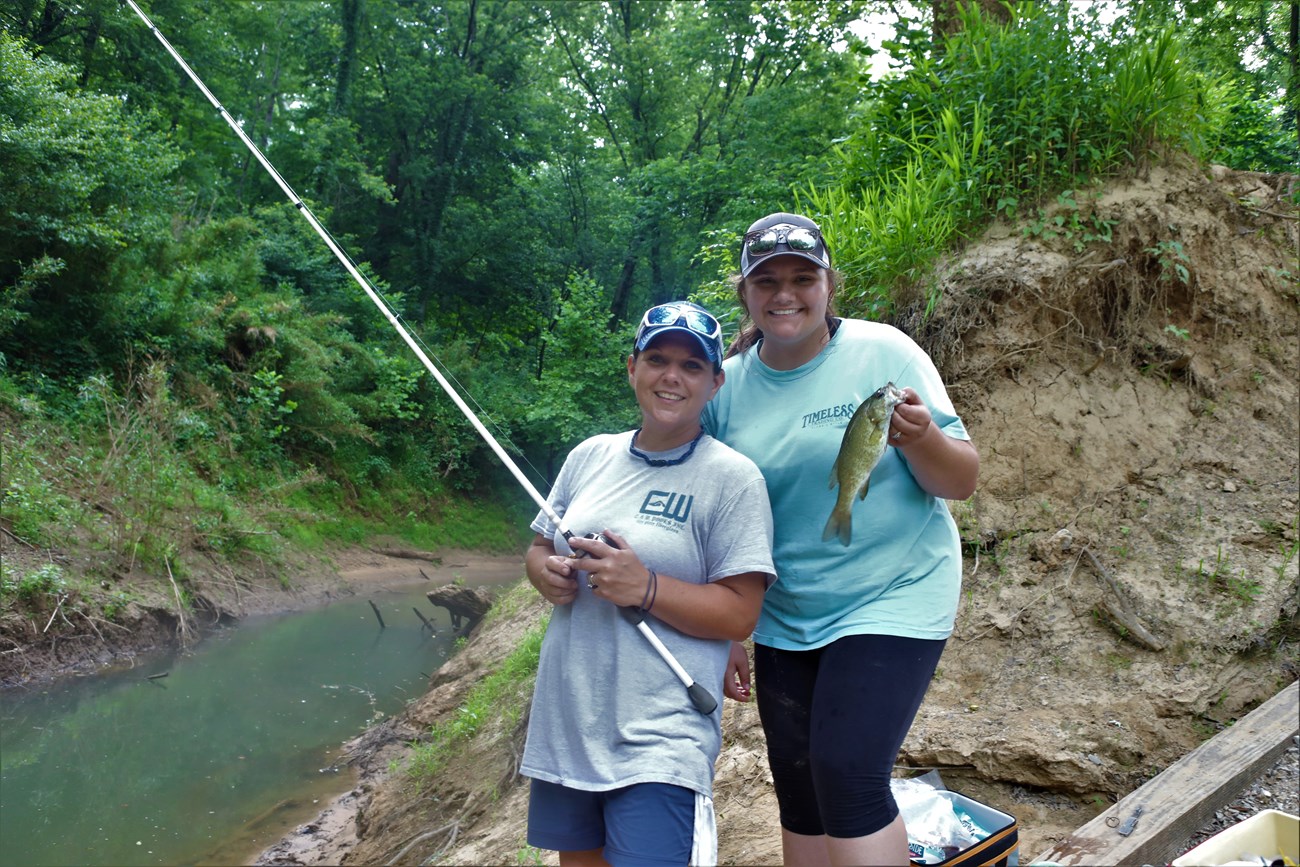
[822,383,905,546]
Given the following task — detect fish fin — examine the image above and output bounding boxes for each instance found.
[855,475,871,502]
[822,509,852,546]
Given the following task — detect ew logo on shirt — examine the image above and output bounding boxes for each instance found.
[638,490,693,528]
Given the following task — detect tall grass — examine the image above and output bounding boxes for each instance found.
[802,0,1216,317]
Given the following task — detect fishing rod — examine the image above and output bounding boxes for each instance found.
[124,0,717,715]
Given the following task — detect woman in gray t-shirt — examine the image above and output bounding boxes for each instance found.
[522,301,775,867]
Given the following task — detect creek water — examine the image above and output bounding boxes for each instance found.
[0,578,496,867]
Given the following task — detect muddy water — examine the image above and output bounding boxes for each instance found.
[0,577,505,867]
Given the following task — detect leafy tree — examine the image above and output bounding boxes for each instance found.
[0,31,180,378]
[1116,0,1298,171]
[540,0,866,320]
[507,271,639,482]
[337,0,558,339]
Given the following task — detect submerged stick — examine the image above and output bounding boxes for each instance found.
[413,607,435,632]
[368,600,386,629]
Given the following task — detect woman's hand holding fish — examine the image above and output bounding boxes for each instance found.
[888,387,933,446]
[889,388,980,500]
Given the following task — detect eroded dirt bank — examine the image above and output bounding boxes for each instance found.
[0,542,521,688]
[255,163,1299,865]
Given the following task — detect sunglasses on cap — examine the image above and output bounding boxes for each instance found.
[635,302,723,365]
[640,302,721,339]
[743,224,826,261]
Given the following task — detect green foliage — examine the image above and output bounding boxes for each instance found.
[1125,0,1298,173]
[509,272,640,474]
[1147,240,1192,285]
[1191,544,1263,603]
[0,411,83,546]
[0,31,181,380]
[0,563,66,604]
[801,160,959,317]
[798,2,1218,318]
[1023,189,1118,254]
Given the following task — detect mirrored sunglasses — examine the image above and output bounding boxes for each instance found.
[744,225,824,259]
[639,303,722,342]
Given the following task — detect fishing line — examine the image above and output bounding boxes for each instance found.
[125,0,542,494]
[125,0,716,714]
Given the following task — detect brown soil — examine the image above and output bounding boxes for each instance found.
[4,161,1297,866]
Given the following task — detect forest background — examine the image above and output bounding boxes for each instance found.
[0,0,1296,673]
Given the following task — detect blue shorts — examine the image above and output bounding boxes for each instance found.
[526,778,695,866]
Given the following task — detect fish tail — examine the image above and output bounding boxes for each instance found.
[822,507,852,546]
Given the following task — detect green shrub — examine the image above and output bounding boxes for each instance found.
[0,563,66,603]
[405,617,548,788]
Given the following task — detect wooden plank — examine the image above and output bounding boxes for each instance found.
[1035,680,1298,866]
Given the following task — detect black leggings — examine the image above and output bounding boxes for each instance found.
[754,634,946,838]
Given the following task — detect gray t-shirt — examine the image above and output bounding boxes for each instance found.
[521,431,775,796]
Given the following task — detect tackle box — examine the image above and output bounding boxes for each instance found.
[907,789,1020,867]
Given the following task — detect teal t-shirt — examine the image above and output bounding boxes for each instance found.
[702,318,968,649]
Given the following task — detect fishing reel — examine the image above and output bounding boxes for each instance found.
[568,532,618,592]
[570,531,616,561]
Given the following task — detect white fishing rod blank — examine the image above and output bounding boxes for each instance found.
[125,0,716,715]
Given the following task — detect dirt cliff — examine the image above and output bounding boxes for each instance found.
[257,161,1299,865]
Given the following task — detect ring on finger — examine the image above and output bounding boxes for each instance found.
[892,431,902,440]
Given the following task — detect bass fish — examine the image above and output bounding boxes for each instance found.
[822,383,905,546]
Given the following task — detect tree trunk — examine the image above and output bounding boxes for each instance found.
[334,0,362,115]
[611,253,636,324]
[932,0,1011,44]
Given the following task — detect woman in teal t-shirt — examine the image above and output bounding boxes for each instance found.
[702,212,979,866]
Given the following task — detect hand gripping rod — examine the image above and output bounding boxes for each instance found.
[125,0,716,716]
